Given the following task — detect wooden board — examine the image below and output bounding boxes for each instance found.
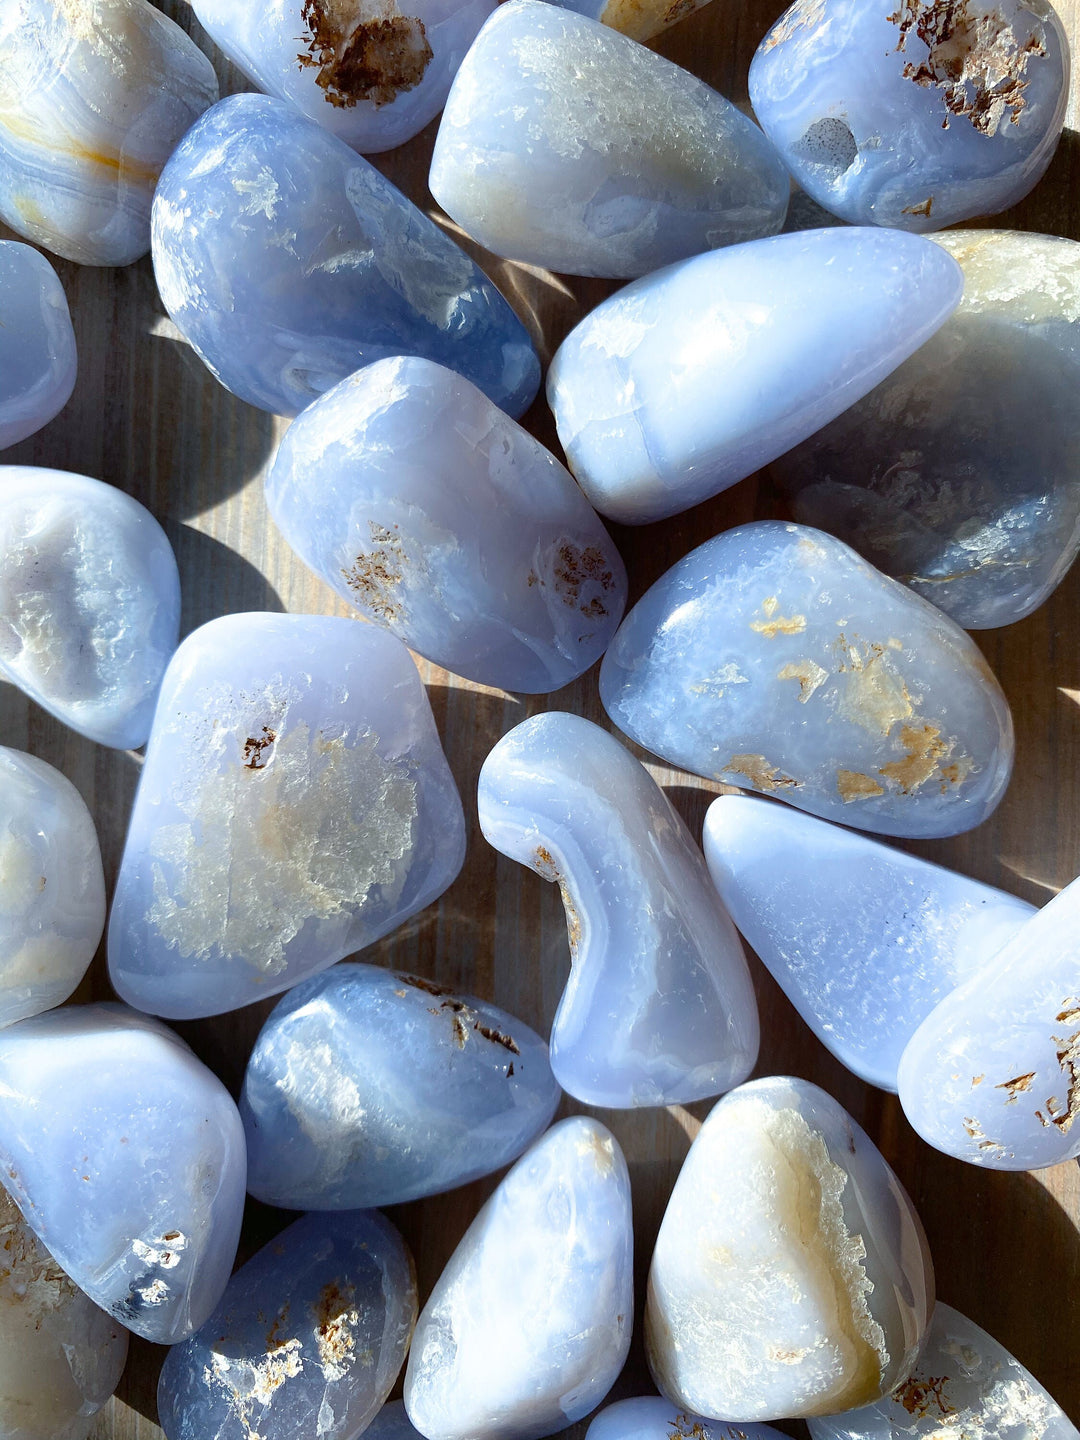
[2,0,1079,1431]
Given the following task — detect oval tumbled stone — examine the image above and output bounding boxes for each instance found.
[0,241,76,450]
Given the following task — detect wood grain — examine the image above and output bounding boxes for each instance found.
[2,0,1079,1431]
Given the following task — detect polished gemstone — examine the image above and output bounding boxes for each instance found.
[0,242,76,450]
[589,1398,792,1440]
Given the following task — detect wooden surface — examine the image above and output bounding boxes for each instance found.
[3,0,1080,1432]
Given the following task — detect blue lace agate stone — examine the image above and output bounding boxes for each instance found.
[151,94,539,419]
[108,613,465,1020]
[547,228,962,523]
[190,0,495,154]
[589,1398,792,1440]
[429,0,788,279]
[477,713,758,1107]
[0,1004,246,1344]
[265,357,626,692]
[749,0,1069,231]
[241,962,560,1209]
[703,794,1034,1090]
[405,1117,633,1440]
[600,523,1014,839]
[0,242,76,450]
[158,1211,417,1440]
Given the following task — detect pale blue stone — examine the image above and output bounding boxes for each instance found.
[547,228,962,524]
[151,94,539,420]
[240,962,560,1209]
[600,522,1014,840]
[808,1302,1080,1440]
[749,0,1069,232]
[477,712,758,1107]
[0,1003,246,1344]
[0,242,76,450]
[703,794,1034,1091]
[264,356,626,692]
[404,1116,633,1440]
[0,466,181,749]
[190,0,495,154]
[898,871,1080,1170]
[108,613,465,1020]
[429,0,788,279]
[588,1398,792,1440]
[157,1210,417,1440]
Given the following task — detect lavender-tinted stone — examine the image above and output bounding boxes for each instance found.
[0,242,76,450]
[588,1398,793,1440]
[241,962,560,1209]
[151,94,539,420]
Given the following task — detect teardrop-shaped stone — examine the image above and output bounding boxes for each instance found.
[703,794,1034,1090]
[478,712,758,1106]
[0,1004,246,1344]
[109,613,465,1020]
[898,871,1080,1170]
[646,1076,934,1420]
[0,242,75,450]
[158,1210,417,1440]
[151,93,539,419]
[240,962,560,1209]
[588,1398,792,1440]
[264,356,627,693]
[600,522,1014,839]
[547,228,962,524]
[404,1117,634,1440]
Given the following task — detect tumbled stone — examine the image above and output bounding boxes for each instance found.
[808,1302,1079,1440]
[898,870,1080,1170]
[152,93,539,419]
[241,962,560,1209]
[429,0,788,279]
[264,356,626,693]
[646,1076,934,1420]
[600,522,1014,839]
[0,1186,128,1440]
[109,613,465,1019]
[547,228,962,523]
[548,0,715,41]
[749,0,1069,232]
[772,230,1080,629]
[158,1210,417,1440]
[0,1004,246,1344]
[0,467,181,749]
[0,0,218,266]
[0,746,106,1030]
[477,713,758,1107]
[405,1117,633,1440]
[0,242,76,451]
[589,1398,792,1440]
[703,794,1034,1090]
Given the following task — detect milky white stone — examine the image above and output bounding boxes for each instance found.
[404,1116,634,1440]
[646,1076,934,1420]
[0,467,181,749]
[703,794,1034,1090]
[0,242,76,451]
[588,1398,791,1440]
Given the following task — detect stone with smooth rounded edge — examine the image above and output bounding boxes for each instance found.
[0,242,76,450]
[365,1403,427,1440]
[588,1398,792,1440]
[548,0,715,41]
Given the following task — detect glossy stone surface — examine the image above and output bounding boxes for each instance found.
[265,357,626,692]
[0,1004,246,1344]
[548,0,715,41]
[241,962,560,1209]
[0,243,76,451]
[158,1210,417,1440]
[898,871,1080,1170]
[429,0,788,279]
[151,94,539,419]
[108,613,465,1020]
[190,0,495,154]
[646,1076,934,1420]
[0,467,181,749]
[405,1117,633,1440]
[477,713,758,1107]
[589,1399,791,1440]
[0,747,106,1030]
[808,1302,1079,1440]
[749,0,1069,232]
[0,0,218,266]
[703,795,1034,1091]
[547,228,962,523]
[600,523,1014,839]
[0,1186,128,1440]
[773,230,1080,629]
